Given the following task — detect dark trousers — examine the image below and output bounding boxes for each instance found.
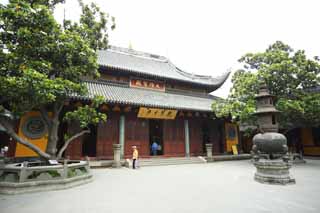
[152,150,157,156]
[133,159,136,169]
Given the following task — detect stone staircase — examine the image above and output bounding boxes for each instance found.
[128,156,207,167]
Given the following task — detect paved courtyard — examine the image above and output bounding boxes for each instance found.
[0,160,320,213]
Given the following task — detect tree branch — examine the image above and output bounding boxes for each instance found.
[53,102,64,117]
[57,129,90,159]
[0,118,51,159]
[39,107,52,128]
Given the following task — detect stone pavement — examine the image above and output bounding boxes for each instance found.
[1,160,320,213]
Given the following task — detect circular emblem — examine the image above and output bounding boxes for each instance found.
[22,116,47,139]
[227,126,236,140]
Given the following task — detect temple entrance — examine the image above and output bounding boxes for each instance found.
[82,124,97,157]
[149,119,163,156]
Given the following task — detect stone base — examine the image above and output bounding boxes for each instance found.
[0,173,93,195]
[112,161,122,168]
[290,158,306,164]
[289,153,306,164]
[254,159,295,185]
[0,160,92,194]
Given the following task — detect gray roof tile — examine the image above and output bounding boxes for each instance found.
[98,46,230,88]
[77,81,217,112]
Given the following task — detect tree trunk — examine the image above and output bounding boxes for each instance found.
[43,102,63,158]
[46,116,59,157]
[0,118,51,159]
[57,129,90,159]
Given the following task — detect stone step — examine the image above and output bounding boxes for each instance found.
[137,157,203,162]
[139,161,204,167]
[138,159,202,163]
[139,159,204,164]
[130,157,206,167]
[89,154,252,168]
[137,157,202,161]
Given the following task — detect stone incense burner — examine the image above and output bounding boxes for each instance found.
[251,82,295,185]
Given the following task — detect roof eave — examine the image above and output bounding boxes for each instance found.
[71,95,213,112]
[99,64,230,90]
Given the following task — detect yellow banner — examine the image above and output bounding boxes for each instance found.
[225,122,239,152]
[232,145,238,155]
[137,107,177,119]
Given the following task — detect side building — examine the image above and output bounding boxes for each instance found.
[5,46,240,159]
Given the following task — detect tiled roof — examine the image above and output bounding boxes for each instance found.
[97,46,230,89]
[75,81,218,112]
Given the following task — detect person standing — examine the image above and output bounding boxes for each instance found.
[132,146,139,169]
[151,140,158,156]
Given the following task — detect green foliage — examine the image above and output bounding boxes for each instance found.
[212,70,258,123]
[67,168,76,178]
[212,41,320,130]
[0,0,114,158]
[64,96,107,128]
[63,0,115,51]
[47,170,60,177]
[0,0,99,113]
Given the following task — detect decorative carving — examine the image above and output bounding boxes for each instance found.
[21,116,47,139]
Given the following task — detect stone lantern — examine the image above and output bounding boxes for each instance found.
[251,82,295,185]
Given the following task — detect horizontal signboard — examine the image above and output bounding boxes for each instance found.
[137,107,177,119]
[130,79,165,91]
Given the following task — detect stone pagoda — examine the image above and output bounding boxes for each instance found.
[251,81,295,185]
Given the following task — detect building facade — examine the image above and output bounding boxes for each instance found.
[6,46,240,159]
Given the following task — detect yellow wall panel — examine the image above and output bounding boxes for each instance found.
[304,147,320,156]
[15,111,48,157]
[301,128,314,146]
[225,123,239,152]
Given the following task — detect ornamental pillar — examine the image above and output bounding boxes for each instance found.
[119,115,125,158]
[184,120,190,157]
[112,144,121,168]
[206,143,213,158]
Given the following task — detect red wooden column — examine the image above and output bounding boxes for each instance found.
[96,113,119,160]
[189,118,203,156]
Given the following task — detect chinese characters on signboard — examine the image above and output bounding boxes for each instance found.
[130,79,165,91]
[138,107,177,119]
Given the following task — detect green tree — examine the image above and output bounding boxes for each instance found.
[0,0,114,159]
[212,41,320,134]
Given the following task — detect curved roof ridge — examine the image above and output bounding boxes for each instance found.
[107,45,168,62]
[173,63,216,80]
[97,46,230,90]
[169,60,231,84]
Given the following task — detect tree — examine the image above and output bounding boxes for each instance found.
[0,0,114,159]
[212,41,320,134]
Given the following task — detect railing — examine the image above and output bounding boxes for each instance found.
[0,160,90,183]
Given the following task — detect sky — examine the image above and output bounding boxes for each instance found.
[23,0,320,97]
